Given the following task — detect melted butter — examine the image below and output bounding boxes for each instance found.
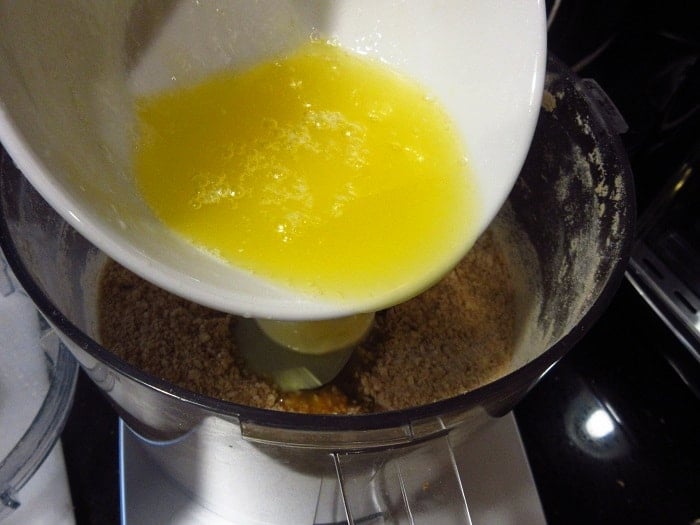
[134,40,479,304]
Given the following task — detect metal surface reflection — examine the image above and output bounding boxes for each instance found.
[565,390,628,460]
[584,408,615,439]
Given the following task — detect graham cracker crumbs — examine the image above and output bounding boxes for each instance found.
[97,264,280,408]
[97,229,516,414]
[338,230,515,410]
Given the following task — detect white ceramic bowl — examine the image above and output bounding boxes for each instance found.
[0,0,546,319]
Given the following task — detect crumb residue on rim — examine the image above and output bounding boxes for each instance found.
[542,89,557,113]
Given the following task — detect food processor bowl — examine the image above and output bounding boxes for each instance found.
[0,56,634,523]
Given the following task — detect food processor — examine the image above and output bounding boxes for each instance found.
[0,0,640,522]
[0,52,635,523]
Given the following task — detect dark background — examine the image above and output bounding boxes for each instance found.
[61,1,700,523]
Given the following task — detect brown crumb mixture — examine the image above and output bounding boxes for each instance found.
[98,229,516,414]
[98,265,280,409]
[340,231,515,410]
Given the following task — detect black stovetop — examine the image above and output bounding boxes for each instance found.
[60,1,700,523]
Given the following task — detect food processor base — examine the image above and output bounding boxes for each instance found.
[119,414,545,525]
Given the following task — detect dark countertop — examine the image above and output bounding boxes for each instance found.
[61,373,120,525]
[60,1,700,523]
[516,280,700,524]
